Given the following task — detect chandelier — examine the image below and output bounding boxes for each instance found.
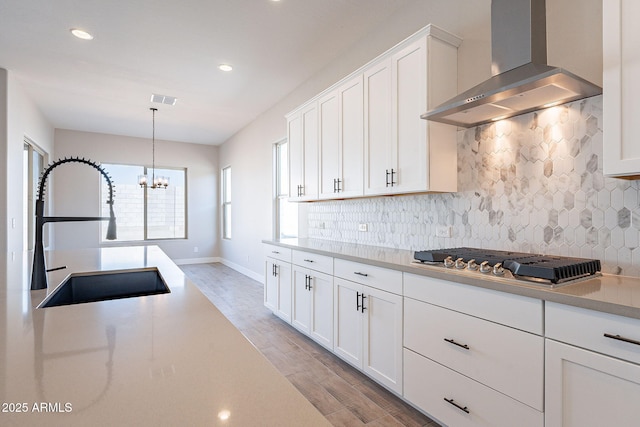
[138,107,169,189]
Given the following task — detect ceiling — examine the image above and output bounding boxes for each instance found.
[0,0,414,145]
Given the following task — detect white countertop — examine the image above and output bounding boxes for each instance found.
[265,238,640,320]
[0,246,328,426]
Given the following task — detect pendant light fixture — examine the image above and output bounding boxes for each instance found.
[138,107,169,189]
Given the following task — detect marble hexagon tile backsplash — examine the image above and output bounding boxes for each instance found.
[306,95,640,277]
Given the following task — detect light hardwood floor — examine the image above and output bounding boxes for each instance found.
[180,263,439,427]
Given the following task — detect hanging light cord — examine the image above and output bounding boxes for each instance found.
[151,107,157,186]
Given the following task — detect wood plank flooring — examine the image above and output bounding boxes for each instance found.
[180,263,439,427]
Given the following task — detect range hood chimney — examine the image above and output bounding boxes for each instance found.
[422,0,601,127]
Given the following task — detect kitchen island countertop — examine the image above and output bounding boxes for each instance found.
[0,246,328,426]
[265,238,640,320]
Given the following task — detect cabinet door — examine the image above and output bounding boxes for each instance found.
[333,278,363,368]
[291,267,311,333]
[545,339,640,427]
[318,91,340,199]
[364,58,394,196]
[309,271,333,350]
[264,259,278,312]
[363,286,403,394]
[288,103,318,201]
[275,262,292,323]
[287,111,304,202]
[338,75,364,198]
[603,0,640,177]
[301,104,319,199]
[391,36,427,193]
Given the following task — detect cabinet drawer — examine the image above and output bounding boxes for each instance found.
[292,250,333,275]
[334,258,402,294]
[264,244,292,263]
[404,298,543,411]
[403,272,543,334]
[546,302,640,365]
[404,349,543,427]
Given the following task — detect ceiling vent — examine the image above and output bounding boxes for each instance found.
[150,94,177,106]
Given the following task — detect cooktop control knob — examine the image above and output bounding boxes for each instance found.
[479,261,491,274]
[467,259,478,271]
[444,256,455,268]
[455,258,466,269]
[493,262,505,276]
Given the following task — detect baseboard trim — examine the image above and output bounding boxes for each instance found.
[173,256,220,265]
[220,259,264,284]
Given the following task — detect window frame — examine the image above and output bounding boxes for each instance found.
[100,163,188,242]
[273,138,297,240]
[23,138,46,251]
[221,165,232,240]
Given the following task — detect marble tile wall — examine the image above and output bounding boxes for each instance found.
[306,95,640,277]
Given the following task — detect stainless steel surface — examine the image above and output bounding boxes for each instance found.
[422,0,602,127]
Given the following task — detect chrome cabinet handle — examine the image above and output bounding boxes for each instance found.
[444,398,469,414]
[604,333,640,347]
[444,338,470,350]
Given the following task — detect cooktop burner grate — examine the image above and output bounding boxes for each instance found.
[413,247,601,284]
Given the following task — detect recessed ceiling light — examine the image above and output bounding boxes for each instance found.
[218,64,233,72]
[70,28,94,40]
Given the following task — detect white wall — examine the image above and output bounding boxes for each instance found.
[53,129,219,263]
[217,0,603,280]
[1,68,55,283]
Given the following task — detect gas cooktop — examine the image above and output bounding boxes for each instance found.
[413,247,601,287]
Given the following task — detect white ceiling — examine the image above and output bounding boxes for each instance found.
[0,0,414,145]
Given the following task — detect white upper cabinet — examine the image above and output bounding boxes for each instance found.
[318,74,364,199]
[390,31,459,194]
[287,102,319,201]
[287,24,461,201]
[603,0,640,178]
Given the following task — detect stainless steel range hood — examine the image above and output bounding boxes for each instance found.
[422,0,602,128]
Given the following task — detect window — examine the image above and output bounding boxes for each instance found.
[100,164,186,241]
[274,140,297,239]
[221,166,231,239]
[23,139,45,250]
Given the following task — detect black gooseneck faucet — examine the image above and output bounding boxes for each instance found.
[30,157,117,290]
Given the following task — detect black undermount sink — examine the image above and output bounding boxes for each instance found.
[38,268,170,308]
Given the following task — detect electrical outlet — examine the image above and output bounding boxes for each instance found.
[358,223,368,232]
[436,226,452,238]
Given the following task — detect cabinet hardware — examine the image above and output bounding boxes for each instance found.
[303,259,314,263]
[361,294,367,312]
[390,168,396,186]
[333,178,337,193]
[444,397,469,414]
[444,338,470,350]
[333,178,342,193]
[385,169,390,187]
[354,272,368,277]
[356,291,362,311]
[307,275,312,290]
[604,333,640,347]
[274,264,279,277]
[272,251,280,254]
[272,264,276,277]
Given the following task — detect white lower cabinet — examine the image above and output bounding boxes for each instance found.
[545,339,640,427]
[545,302,640,427]
[404,349,543,427]
[264,258,292,323]
[333,277,403,394]
[291,266,333,350]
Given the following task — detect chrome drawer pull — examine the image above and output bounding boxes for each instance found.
[444,397,469,414]
[604,333,640,347]
[272,251,280,254]
[303,259,314,263]
[444,338,470,350]
[354,272,368,277]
